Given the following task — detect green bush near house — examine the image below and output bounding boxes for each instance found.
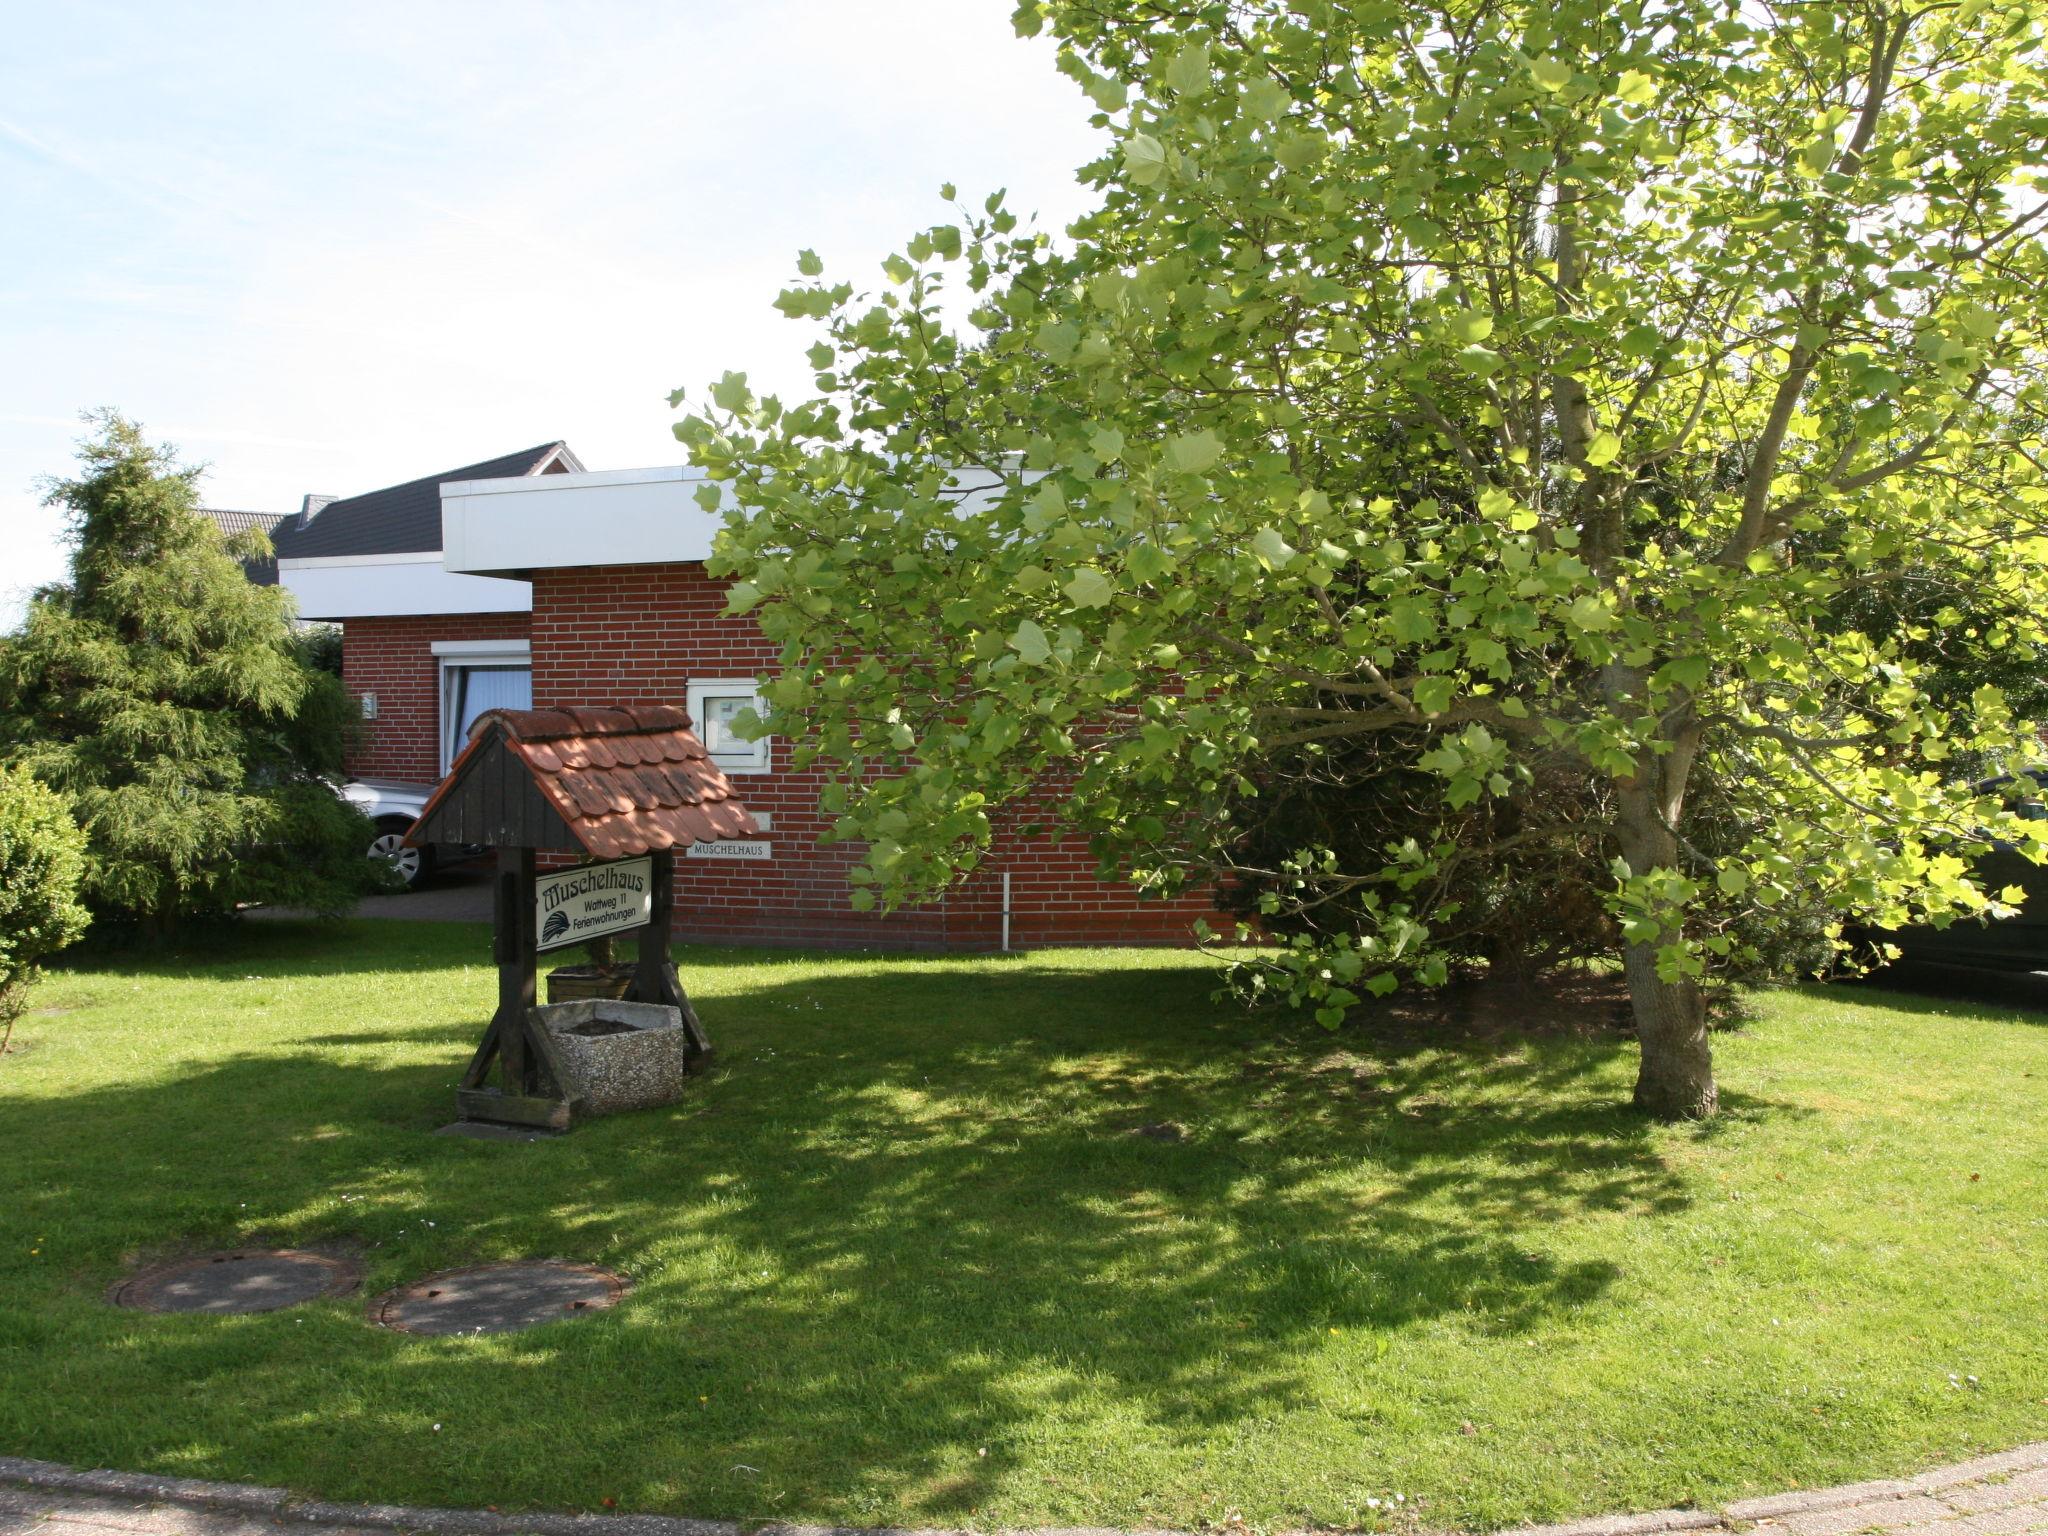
[0,763,90,1050]
[0,921,2042,1529]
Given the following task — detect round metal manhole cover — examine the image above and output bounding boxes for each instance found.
[369,1261,629,1336]
[110,1250,361,1314]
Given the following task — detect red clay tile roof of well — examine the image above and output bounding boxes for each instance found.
[434,704,759,858]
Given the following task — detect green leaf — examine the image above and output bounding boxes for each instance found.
[1250,527,1298,570]
[1275,132,1324,170]
[1567,595,1617,633]
[1127,542,1176,583]
[1659,655,1712,692]
[1477,487,1517,521]
[1035,319,1080,362]
[1446,311,1494,344]
[1412,676,1455,715]
[1063,566,1114,609]
[1024,480,1068,531]
[1083,73,1128,112]
[1796,136,1835,177]
[1123,133,1168,186]
[1008,619,1051,665]
[1164,428,1224,474]
[1243,76,1289,121]
[1615,70,1657,105]
[1620,324,1661,358]
[710,371,752,413]
[1389,598,1435,644]
[1164,42,1211,97]
[1457,345,1504,378]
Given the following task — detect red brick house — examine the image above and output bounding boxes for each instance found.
[280,449,1210,949]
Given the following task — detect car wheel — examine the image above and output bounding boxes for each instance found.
[368,820,434,890]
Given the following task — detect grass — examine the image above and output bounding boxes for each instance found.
[0,920,2043,1532]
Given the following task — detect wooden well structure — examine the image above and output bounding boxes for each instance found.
[405,704,758,1129]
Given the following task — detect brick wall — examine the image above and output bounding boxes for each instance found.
[340,613,533,783]
[530,562,1213,950]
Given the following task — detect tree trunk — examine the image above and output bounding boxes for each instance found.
[1597,656,1720,1122]
[1621,939,1716,1118]
[1614,775,1718,1119]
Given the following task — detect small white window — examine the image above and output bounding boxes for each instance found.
[432,639,532,775]
[688,678,771,774]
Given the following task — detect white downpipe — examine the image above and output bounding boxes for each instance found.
[1001,871,1012,952]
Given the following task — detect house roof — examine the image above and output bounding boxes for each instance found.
[204,508,286,539]
[271,441,581,561]
[202,508,287,585]
[406,705,759,859]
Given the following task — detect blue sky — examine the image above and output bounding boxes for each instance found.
[0,1,1106,625]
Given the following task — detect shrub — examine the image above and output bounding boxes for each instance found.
[0,765,90,1052]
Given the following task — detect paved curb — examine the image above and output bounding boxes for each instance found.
[3,1445,2046,1536]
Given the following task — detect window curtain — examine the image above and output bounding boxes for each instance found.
[446,665,532,769]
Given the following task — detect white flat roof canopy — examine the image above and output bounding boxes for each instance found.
[440,465,734,579]
[441,462,1022,580]
[280,552,532,620]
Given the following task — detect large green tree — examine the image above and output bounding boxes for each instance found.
[682,0,2048,1117]
[0,413,374,934]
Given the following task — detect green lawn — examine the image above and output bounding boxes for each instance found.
[1,920,2042,1531]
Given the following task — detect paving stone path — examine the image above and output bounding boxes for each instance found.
[2,1444,2044,1536]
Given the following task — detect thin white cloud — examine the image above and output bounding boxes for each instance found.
[0,0,1109,628]
[0,413,347,452]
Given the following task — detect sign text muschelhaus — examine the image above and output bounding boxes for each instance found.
[535,856,653,951]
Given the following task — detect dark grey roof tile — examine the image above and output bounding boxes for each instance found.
[270,441,578,560]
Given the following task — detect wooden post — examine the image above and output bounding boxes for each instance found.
[498,846,538,1092]
[459,844,573,1128]
[631,849,674,1005]
[630,849,713,1070]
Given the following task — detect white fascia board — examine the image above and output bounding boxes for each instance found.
[281,554,532,620]
[441,466,731,577]
[439,462,1039,578]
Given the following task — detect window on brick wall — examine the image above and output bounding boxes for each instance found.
[432,639,532,775]
[687,678,771,774]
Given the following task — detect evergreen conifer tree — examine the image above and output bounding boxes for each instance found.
[0,412,375,935]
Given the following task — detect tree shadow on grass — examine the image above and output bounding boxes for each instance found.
[48,915,493,983]
[1824,965,2048,1021]
[0,937,1780,1523]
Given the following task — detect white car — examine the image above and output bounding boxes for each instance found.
[339,778,438,889]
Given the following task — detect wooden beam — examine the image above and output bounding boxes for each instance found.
[496,847,538,1094]
[456,1088,577,1131]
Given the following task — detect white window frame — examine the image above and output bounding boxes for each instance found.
[432,638,532,774]
[688,677,772,775]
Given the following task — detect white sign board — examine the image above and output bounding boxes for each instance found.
[686,839,773,861]
[535,856,653,952]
